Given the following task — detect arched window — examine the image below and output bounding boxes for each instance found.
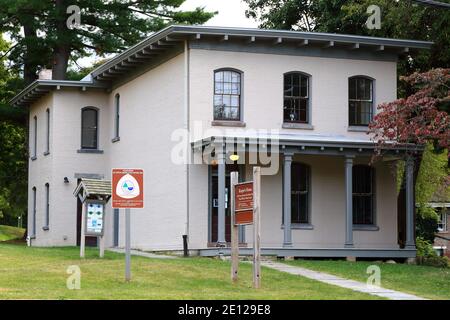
[114,94,120,140]
[349,76,374,126]
[291,162,311,224]
[45,108,50,154]
[353,165,375,225]
[32,116,37,159]
[213,69,242,121]
[284,72,310,123]
[81,107,98,149]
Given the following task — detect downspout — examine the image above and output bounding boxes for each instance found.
[184,40,190,252]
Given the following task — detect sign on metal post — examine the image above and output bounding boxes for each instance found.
[230,167,261,289]
[112,168,144,282]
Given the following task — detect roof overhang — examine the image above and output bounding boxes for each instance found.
[89,24,433,84]
[73,178,112,203]
[10,80,108,108]
[10,25,433,108]
[191,133,424,157]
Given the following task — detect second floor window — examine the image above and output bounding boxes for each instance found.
[284,72,309,123]
[353,165,375,225]
[114,94,120,139]
[45,108,50,154]
[81,107,98,149]
[32,116,37,158]
[349,76,373,126]
[214,69,241,121]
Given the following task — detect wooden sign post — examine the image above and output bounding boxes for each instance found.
[252,166,261,289]
[230,171,239,282]
[230,166,261,289]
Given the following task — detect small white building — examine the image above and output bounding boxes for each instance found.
[11,25,433,258]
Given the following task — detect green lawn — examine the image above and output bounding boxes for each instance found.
[0,225,25,242]
[0,244,379,300]
[285,259,450,300]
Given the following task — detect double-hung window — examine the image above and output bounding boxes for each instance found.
[81,107,98,149]
[353,165,375,225]
[349,77,374,126]
[291,163,310,224]
[213,69,241,121]
[284,72,310,123]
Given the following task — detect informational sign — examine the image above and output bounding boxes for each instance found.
[112,168,144,209]
[234,181,253,225]
[85,202,105,236]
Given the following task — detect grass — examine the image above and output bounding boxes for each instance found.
[0,244,380,300]
[0,225,25,242]
[285,259,450,300]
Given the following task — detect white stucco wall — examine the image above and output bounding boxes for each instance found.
[188,48,397,140]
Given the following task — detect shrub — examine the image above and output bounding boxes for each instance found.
[416,237,449,268]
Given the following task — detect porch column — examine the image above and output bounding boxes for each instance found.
[283,152,293,247]
[217,146,226,245]
[405,157,415,249]
[345,155,354,247]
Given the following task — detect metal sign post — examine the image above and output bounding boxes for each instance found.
[112,168,144,282]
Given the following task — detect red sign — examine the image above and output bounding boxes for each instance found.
[235,182,253,225]
[112,168,144,209]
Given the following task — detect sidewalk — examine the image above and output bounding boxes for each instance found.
[262,260,427,300]
[107,248,177,259]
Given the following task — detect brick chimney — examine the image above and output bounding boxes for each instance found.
[38,68,52,80]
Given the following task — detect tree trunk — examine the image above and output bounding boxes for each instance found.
[23,24,38,85]
[52,0,70,80]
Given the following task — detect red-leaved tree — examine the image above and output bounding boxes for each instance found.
[369,68,450,156]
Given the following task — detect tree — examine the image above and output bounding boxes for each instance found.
[0,0,215,84]
[369,68,450,153]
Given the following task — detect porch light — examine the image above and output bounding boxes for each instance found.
[229,154,240,162]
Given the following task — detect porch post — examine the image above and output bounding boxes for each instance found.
[283,152,293,247]
[345,155,354,248]
[217,145,226,245]
[405,157,415,249]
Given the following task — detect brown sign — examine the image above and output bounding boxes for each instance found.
[112,168,144,209]
[235,182,253,225]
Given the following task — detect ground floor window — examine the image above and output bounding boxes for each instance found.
[352,165,375,225]
[291,162,310,224]
[437,209,448,232]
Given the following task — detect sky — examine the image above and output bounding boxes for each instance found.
[76,0,258,68]
[180,0,258,28]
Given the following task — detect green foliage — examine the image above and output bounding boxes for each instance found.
[0,0,215,82]
[416,237,449,268]
[244,0,450,79]
[416,144,449,206]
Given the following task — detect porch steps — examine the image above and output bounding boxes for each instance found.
[261,261,427,300]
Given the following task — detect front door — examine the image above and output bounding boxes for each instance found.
[210,163,241,243]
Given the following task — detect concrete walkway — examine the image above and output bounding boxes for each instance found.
[107,248,177,259]
[262,260,427,300]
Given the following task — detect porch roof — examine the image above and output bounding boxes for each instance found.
[73,178,112,202]
[191,133,422,154]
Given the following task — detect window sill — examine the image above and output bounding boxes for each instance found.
[111,137,120,143]
[42,226,49,231]
[281,223,314,230]
[348,126,369,132]
[30,156,37,161]
[353,224,379,231]
[282,123,314,130]
[211,120,246,127]
[43,151,50,156]
[77,149,104,154]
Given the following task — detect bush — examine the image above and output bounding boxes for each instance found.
[416,237,449,268]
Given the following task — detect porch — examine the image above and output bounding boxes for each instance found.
[191,133,421,258]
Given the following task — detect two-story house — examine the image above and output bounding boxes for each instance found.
[11,25,432,259]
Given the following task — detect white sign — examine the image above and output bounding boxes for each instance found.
[85,202,105,235]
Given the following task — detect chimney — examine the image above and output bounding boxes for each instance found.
[38,68,52,80]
